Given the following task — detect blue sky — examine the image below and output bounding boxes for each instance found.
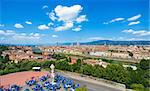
[0,0,149,44]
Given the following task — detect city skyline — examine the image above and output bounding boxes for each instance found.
[0,0,149,45]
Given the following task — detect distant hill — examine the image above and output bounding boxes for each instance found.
[0,40,150,46]
[62,40,150,45]
[81,40,150,45]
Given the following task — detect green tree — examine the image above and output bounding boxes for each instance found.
[66,57,71,62]
[0,46,8,52]
[2,54,10,63]
[41,60,55,68]
[5,63,17,70]
[0,62,5,70]
[71,63,81,72]
[104,64,130,84]
[55,61,70,71]
[82,64,94,76]
[52,53,66,60]
[92,65,105,78]
[139,59,150,70]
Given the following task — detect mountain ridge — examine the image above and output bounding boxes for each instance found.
[0,40,150,46]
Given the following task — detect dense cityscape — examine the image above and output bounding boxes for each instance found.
[0,45,150,91]
[2,44,150,63]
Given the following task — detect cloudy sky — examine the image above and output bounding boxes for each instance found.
[0,0,149,45]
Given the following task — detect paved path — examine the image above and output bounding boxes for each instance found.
[72,78,122,91]
[57,72,124,91]
[0,71,49,88]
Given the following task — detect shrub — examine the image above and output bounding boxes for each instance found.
[130,84,144,91]
[76,87,88,91]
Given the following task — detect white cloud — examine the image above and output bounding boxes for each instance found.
[0,29,43,40]
[126,38,149,41]
[0,24,4,27]
[72,27,81,32]
[103,14,142,25]
[103,22,109,24]
[0,30,5,35]
[25,21,32,24]
[29,33,42,37]
[88,36,150,41]
[132,31,150,36]
[48,22,54,26]
[122,29,134,33]
[72,25,82,32]
[54,5,83,22]
[0,30,45,44]
[42,5,48,9]
[127,14,141,21]
[110,18,124,23]
[76,15,88,23]
[13,34,41,40]
[52,35,58,38]
[48,11,57,21]
[14,23,24,28]
[89,37,111,40]
[122,29,150,36]
[13,33,43,40]
[114,37,150,41]
[0,30,15,35]
[38,24,49,30]
[103,18,124,24]
[47,5,87,31]
[54,22,73,31]
[128,21,140,26]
